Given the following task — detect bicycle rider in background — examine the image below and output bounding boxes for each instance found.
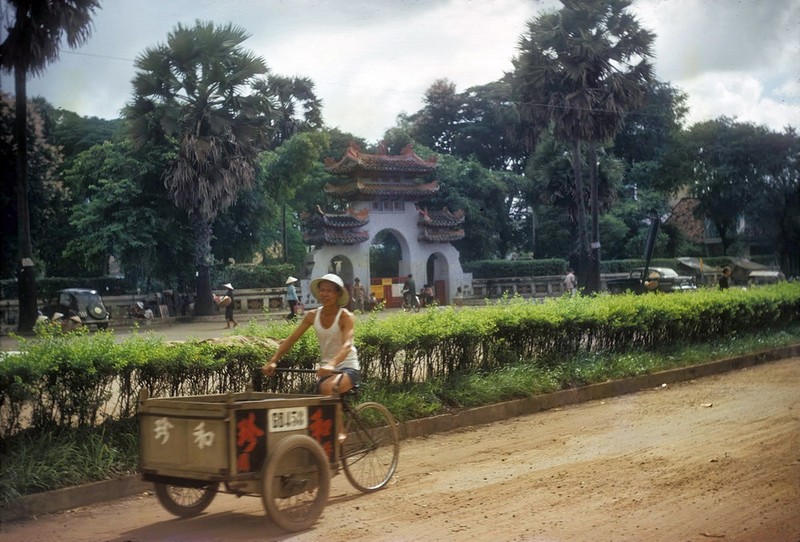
[402,273,419,308]
[262,273,360,396]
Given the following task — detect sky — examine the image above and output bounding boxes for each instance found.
[1,0,798,143]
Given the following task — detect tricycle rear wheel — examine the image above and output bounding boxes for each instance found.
[154,482,218,517]
[262,434,330,532]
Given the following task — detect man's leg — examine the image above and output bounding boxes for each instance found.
[318,373,353,395]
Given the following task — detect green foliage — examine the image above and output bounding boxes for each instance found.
[214,263,296,290]
[0,419,137,502]
[404,76,528,173]
[430,154,525,260]
[63,139,191,286]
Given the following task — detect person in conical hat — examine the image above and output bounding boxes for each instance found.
[262,273,359,396]
[221,283,237,329]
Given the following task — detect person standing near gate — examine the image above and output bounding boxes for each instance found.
[352,277,366,312]
[563,268,578,297]
[286,276,299,320]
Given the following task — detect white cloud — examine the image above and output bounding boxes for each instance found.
[679,73,799,130]
[2,0,797,142]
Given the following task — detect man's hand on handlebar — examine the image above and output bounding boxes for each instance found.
[316,364,337,378]
[261,362,278,377]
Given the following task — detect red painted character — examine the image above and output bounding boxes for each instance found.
[308,407,334,458]
[236,412,265,471]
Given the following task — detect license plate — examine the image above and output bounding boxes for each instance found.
[268,407,308,433]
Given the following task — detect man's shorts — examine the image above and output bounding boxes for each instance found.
[316,367,360,394]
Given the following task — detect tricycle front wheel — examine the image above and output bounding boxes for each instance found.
[342,402,399,492]
[262,434,330,532]
[154,482,218,517]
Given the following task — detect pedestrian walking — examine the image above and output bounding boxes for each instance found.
[286,276,299,320]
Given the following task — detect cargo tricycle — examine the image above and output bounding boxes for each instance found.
[138,369,399,532]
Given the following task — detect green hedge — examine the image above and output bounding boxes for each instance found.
[2,282,798,439]
[214,263,296,290]
[464,259,567,278]
[460,257,774,278]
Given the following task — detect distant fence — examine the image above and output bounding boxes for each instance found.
[0,287,294,331]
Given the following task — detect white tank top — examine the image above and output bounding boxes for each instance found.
[313,308,359,370]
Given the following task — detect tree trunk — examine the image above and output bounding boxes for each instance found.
[192,215,214,316]
[14,62,38,333]
[571,139,590,289]
[282,202,287,263]
[587,141,601,294]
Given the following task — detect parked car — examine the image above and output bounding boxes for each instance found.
[747,270,786,286]
[43,288,111,329]
[606,267,697,295]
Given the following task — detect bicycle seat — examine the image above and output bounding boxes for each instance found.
[342,383,361,399]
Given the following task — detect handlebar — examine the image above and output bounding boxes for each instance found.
[274,367,343,374]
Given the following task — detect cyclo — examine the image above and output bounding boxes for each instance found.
[138,368,400,532]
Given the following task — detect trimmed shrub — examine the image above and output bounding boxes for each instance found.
[1,282,798,439]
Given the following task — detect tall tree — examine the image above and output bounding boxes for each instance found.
[64,139,191,288]
[684,118,795,257]
[126,21,270,315]
[753,128,800,276]
[251,74,323,263]
[255,74,323,149]
[406,76,528,173]
[0,93,65,279]
[513,0,654,292]
[408,79,461,154]
[526,130,625,261]
[0,0,100,331]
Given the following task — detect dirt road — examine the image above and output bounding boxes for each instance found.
[2,357,798,542]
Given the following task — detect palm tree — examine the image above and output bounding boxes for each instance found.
[126,21,270,315]
[250,74,323,262]
[256,74,323,149]
[513,0,654,292]
[0,0,100,332]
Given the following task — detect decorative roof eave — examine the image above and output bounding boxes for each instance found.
[300,206,370,229]
[418,207,466,227]
[322,206,369,227]
[325,180,439,199]
[324,142,438,175]
[418,228,465,243]
[304,229,369,245]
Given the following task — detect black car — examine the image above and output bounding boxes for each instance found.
[604,217,697,295]
[44,288,111,329]
[606,267,697,295]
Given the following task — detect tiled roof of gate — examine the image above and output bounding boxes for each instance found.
[325,180,439,199]
[324,142,438,175]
